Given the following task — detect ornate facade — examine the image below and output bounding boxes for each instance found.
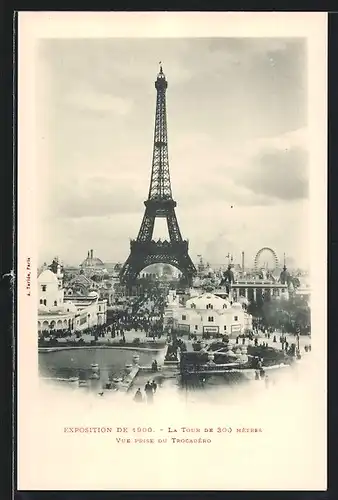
[80,249,107,276]
[64,273,99,296]
[37,267,107,334]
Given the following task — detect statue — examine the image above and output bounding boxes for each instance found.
[220,264,235,294]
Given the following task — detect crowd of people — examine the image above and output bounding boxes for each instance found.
[38,291,167,345]
[107,292,166,339]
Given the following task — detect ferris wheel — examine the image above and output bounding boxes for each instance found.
[254,247,279,272]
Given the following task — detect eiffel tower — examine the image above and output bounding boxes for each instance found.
[120,64,197,286]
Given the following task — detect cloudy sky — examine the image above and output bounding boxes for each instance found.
[36,37,309,268]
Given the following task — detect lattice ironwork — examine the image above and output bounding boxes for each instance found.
[148,65,172,200]
[120,65,196,285]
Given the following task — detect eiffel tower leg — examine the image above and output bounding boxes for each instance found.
[166,209,183,242]
[120,209,156,284]
[137,209,155,243]
[119,253,142,284]
[177,254,196,286]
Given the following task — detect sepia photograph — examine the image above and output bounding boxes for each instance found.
[18,12,327,491]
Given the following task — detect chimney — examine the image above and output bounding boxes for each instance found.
[91,249,93,259]
[241,251,245,273]
[87,250,90,258]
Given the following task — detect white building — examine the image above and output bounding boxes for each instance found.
[169,292,252,338]
[64,291,107,328]
[38,268,64,308]
[37,268,107,334]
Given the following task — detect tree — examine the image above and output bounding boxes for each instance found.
[247,299,259,317]
[247,295,264,317]
[262,300,290,330]
[260,296,310,332]
[246,293,310,334]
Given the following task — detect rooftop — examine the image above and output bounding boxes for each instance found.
[38,269,58,284]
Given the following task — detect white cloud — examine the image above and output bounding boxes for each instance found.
[51,176,140,218]
[170,127,309,205]
[64,85,133,115]
[246,127,308,154]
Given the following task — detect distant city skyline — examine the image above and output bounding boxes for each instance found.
[36,37,309,269]
[41,251,301,272]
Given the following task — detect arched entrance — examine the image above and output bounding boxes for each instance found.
[120,241,196,286]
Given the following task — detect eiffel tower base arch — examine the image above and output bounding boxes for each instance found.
[120,240,196,287]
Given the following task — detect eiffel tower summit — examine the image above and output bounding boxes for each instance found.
[120,64,197,286]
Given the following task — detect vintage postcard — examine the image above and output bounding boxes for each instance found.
[17,12,327,491]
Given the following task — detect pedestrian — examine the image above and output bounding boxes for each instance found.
[151,380,157,393]
[134,388,143,402]
[144,381,154,403]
